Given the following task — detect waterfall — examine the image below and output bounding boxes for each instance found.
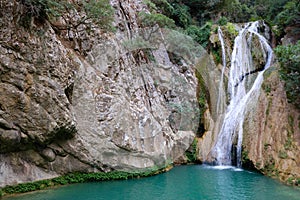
[216,27,227,115]
[213,21,273,167]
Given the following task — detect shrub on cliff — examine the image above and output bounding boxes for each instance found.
[184,22,212,48]
[275,41,300,108]
[138,12,176,28]
[274,0,300,37]
[19,0,114,30]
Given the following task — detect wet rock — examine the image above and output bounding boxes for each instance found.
[198,22,300,184]
[243,69,300,184]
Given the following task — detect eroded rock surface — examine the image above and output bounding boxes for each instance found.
[198,22,300,185]
[243,68,300,184]
[0,0,199,187]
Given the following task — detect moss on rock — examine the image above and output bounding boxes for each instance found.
[0,166,172,197]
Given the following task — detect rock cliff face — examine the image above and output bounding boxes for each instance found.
[1,0,299,189]
[0,0,199,187]
[198,22,300,185]
[243,67,300,184]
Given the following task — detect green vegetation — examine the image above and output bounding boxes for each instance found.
[146,0,299,39]
[288,115,294,134]
[217,16,228,26]
[224,22,238,38]
[264,158,279,177]
[10,0,299,189]
[143,0,158,11]
[255,161,262,169]
[275,41,300,108]
[169,2,192,28]
[198,92,207,116]
[287,177,300,185]
[19,0,114,30]
[264,143,271,150]
[158,0,300,109]
[273,1,300,36]
[241,148,256,170]
[212,49,221,64]
[185,22,212,48]
[287,177,294,185]
[279,150,288,159]
[0,167,170,196]
[286,177,300,186]
[138,12,175,28]
[164,29,204,63]
[220,0,255,23]
[82,0,115,29]
[194,70,209,137]
[19,0,64,21]
[185,138,198,163]
[263,84,271,95]
[284,137,293,151]
[283,115,295,150]
[242,149,249,162]
[149,0,174,12]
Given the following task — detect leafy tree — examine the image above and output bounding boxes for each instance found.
[185,22,212,48]
[254,0,289,21]
[170,2,192,28]
[150,0,174,14]
[217,16,228,26]
[219,0,255,23]
[138,12,176,28]
[180,0,222,23]
[275,0,300,36]
[275,41,300,108]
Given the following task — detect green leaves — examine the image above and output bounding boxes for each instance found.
[150,0,174,14]
[185,138,198,163]
[185,22,212,48]
[19,0,114,30]
[275,0,300,33]
[275,41,300,108]
[171,3,191,28]
[83,0,114,29]
[20,0,68,19]
[138,12,176,28]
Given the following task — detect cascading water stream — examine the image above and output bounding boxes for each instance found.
[216,27,227,115]
[213,21,273,167]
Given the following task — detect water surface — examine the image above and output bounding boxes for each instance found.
[4,165,300,200]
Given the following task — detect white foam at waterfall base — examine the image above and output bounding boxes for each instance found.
[213,21,273,167]
[202,164,244,171]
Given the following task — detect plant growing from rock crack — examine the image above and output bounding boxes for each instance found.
[19,0,114,31]
[185,138,198,163]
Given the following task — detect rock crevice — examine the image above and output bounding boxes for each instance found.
[0,0,198,187]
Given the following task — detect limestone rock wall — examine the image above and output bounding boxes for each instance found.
[198,22,300,185]
[0,0,198,187]
[243,67,300,184]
